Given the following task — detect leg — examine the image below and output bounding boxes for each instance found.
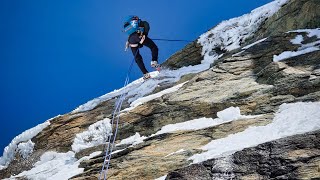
[142,36,158,62]
[131,47,148,74]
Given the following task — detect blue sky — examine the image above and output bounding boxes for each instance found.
[0,0,273,154]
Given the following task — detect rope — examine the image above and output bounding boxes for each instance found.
[151,38,193,43]
[98,36,191,179]
[99,50,137,180]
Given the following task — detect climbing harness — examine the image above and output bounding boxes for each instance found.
[99,50,137,180]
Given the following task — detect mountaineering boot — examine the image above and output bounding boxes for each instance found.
[151,61,161,72]
[151,61,158,67]
[143,73,151,80]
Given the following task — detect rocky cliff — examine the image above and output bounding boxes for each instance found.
[1,0,320,179]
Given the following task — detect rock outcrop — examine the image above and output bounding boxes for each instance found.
[1,0,319,179]
[166,130,320,180]
[161,41,203,69]
[252,0,320,43]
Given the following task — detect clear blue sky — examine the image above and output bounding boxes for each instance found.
[0,0,273,154]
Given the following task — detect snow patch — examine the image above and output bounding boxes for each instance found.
[72,118,112,153]
[165,149,186,158]
[73,64,210,113]
[290,28,320,38]
[122,82,187,112]
[0,120,51,170]
[199,0,288,63]
[211,156,235,180]
[217,106,241,121]
[154,117,216,136]
[10,151,101,180]
[274,29,320,61]
[114,106,259,155]
[190,101,320,163]
[17,140,35,159]
[290,35,304,45]
[242,38,267,50]
[154,175,167,180]
[273,46,320,62]
[154,107,259,136]
[116,132,147,146]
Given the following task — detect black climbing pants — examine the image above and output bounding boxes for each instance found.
[130,36,158,74]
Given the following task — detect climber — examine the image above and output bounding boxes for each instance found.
[123,15,160,80]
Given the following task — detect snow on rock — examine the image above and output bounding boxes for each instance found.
[9,151,101,180]
[154,117,216,136]
[116,132,147,147]
[17,140,35,159]
[290,28,320,38]
[273,47,320,62]
[155,175,167,180]
[290,35,304,45]
[0,120,51,170]
[165,149,186,158]
[217,106,242,121]
[190,101,320,163]
[113,106,258,154]
[122,82,187,113]
[242,38,268,50]
[154,106,259,136]
[72,118,112,153]
[274,28,320,61]
[73,62,211,113]
[199,0,288,62]
[211,156,235,180]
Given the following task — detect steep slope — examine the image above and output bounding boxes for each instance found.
[1,0,320,179]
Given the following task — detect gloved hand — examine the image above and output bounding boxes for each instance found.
[139,35,146,44]
[125,41,129,51]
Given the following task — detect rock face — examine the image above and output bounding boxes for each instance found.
[161,41,203,69]
[166,130,320,180]
[1,0,320,179]
[249,0,320,44]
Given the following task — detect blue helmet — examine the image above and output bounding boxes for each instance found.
[123,15,140,35]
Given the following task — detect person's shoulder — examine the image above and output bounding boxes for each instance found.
[140,20,149,24]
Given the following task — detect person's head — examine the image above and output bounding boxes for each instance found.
[124,16,139,26]
[123,15,140,35]
[131,16,139,21]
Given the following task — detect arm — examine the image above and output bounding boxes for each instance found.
[140,21,150,36]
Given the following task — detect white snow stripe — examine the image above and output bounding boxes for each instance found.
[190,102,320,163]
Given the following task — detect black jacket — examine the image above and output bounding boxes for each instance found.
[139,21,150,36]
[128,32,141,45]
[128,20,150,45]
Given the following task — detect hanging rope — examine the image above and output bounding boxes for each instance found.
[98,37,191,179]
[99,50,137,180]
[151,38,193,43]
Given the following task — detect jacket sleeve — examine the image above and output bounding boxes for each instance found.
[141,21,150,36]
